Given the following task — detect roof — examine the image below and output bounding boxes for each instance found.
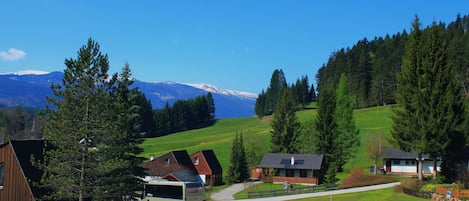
[171,150,196,171]
[143,150,199,180]
[382,147,431,160]
[2,140,49,198]
[196,150,222,174]
[260,153,323,170]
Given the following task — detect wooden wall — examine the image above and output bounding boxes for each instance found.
[0,143,36,201]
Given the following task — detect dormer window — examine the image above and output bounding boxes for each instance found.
[194,157,199,165]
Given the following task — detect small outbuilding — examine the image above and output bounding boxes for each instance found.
[382,147,440,175]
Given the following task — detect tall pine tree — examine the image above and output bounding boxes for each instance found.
[270,88,301,153]
[334,74,360,171]
[41,39,145,200]
[312,88,339,183]
[227,132,249,184]
[391,16,466,181]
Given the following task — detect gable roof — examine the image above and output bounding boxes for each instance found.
[143,150,198,179]
[194,150,222,174]
[171,150,196,171]
[2,140,49,199]
[260,153,323,170]
[382,147,431,160]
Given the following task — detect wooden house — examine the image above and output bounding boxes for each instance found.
[190,150,223,186]
[258,153,323,185]
[143,150,201,182]
[0,140,47,201]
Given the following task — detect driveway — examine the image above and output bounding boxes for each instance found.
[210,182,400,201]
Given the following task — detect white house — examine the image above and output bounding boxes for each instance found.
[382,147,441,174]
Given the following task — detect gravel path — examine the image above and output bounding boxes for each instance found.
[210,182,400,201]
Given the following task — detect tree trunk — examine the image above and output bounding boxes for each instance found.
[418,153,423,181]
[433,157,438,178]
[373,158,377,175]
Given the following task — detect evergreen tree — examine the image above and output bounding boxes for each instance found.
[270,88,301,153]
[207,92,215,121]
[391,16,427,181]
[313,88,339,183]
[93,63,146,200]
[334,74,360,171]
[42,38,114,200]
[391,17,466,181]
[41,39,145,200]
[227,132,249,184]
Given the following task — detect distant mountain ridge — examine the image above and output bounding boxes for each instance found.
[0,71,256,118]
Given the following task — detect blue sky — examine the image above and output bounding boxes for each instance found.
[1,1,468,93]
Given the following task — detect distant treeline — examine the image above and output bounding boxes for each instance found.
[255,69,316,117]
[151,93,215,137]
[0,106,44,143]
[316,14,469,108]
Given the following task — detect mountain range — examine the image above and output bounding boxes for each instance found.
[0,71,256,118]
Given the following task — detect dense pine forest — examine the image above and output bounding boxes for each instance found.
[316,14,469,108]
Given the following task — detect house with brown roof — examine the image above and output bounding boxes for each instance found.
[0,140,48,201]
[190,150,223,186]
[257,153,324,185]
[143,150,201,182]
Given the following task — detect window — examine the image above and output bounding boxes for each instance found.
[286,169,294,177]
[392,160,401,165]
[0,163,4,189]
[194,157,199,165]
[300,170,307,178]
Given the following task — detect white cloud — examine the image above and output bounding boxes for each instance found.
[0,48,26,61]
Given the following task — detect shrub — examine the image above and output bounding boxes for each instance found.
[340,168,398,189]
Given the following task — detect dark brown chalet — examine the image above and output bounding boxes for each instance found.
[0,140,48,201]
[143,150,201,182]
[191,150,223,186]
[258,153,324,185]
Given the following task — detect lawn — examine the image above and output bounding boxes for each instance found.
[291,188,427,201]
[141,104,396,179]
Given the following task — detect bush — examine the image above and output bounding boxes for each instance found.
[340,168,398,189]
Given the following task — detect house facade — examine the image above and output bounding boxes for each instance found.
[382,147,440,174]
[258,153,323,185]
[0,140,47,201]
[190,150,223,186]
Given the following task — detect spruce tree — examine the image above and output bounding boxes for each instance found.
[270,88,301,153]
[334,74,360,171]
[391,17,466,181]
[227,132,249,184]
[312,88,339,183]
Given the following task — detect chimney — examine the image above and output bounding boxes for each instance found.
[291,156,295,165]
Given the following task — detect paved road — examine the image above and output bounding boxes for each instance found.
[210,182,400,201]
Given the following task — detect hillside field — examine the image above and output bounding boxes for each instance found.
[141,105,395,178]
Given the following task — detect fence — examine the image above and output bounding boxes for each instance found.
[436,185,469,199]
[247,184,338,198]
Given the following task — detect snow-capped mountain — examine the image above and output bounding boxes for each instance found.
[186,83,257,99]
[0,71,256,118]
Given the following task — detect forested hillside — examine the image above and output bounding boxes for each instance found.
[316,14,469,108]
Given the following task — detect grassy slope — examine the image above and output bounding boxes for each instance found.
[141,104,395,178]
[291,188,427,201]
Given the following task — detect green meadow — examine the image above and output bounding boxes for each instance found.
[291,188,426,201]
[141,104,395,179]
